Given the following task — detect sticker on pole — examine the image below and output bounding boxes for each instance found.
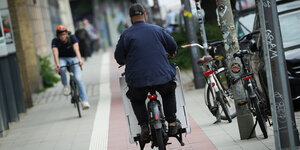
[231,63,241,73]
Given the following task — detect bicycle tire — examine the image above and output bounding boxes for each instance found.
[205,84,215,113]
[248,79,268,138]
[217,92,232,123]
[155,128,166,150]
[75,99,82,118]
[252,92,268,138]
[205,84,236,120]
[70,79,81,118]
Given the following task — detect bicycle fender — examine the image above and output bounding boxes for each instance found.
[150,103,163,129]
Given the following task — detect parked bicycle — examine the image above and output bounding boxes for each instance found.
[182,43,236,123]
[60,62,82,118]
[231,30,271,138]
[184,0,236,123]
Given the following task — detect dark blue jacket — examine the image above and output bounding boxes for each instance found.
[114,21,177,87]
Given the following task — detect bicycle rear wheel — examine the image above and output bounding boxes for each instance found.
[217,92,232,123]
[155,128,166,150]
[253,96,268,138]
[70,80,81,118]
[205,84,236,121]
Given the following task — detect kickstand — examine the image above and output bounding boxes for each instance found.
[214,109,221,124]
[172,128,185,146]
[213,118,221,124]
[138,140,146,150]
[247,119,258,139]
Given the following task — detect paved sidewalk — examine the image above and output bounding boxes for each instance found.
[0,48,280,150]
[0,50,103,150]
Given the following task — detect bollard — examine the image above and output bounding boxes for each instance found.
[8,54,26,114]
[0,71,9,130]
[0,57,19,123]
[0,84,5,137]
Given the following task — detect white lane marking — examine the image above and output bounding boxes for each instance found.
[89,51,111,150]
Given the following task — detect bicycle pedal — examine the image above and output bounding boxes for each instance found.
[174,131,185,146]
[138,134,150,143]
[142,138,150,143]
[238,100,247,106]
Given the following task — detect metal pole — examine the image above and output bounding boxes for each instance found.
[238,0,242,10]
[256,1,279,149]
[216,0,255,139]
[194,0,208,56]
[180,0,205,89]
[256,0,300,149]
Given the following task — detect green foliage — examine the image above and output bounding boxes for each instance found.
[202,23,223,42]
[170,23,222,70]
[39,56,60,89]
[169,27,191,70]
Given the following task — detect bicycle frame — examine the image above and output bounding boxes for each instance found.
[182,43,234,123]
[60,62,82,118]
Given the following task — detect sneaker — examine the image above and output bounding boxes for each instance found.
[82,101,90,110]
[140,124,150,141]
[63,85,70,96]
[168,119,182,136]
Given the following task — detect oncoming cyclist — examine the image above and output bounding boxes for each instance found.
[51,25,90,109]
[114,4,181,141]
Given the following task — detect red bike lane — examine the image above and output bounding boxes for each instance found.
[108,51,216,150]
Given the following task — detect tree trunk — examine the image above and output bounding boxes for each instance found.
[202,0,236,23]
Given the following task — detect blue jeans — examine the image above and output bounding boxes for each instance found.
[59,57,87,101]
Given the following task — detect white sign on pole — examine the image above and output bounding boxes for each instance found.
[0,11,8,57]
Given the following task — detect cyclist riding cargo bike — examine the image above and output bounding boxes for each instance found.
[115,4,190,149]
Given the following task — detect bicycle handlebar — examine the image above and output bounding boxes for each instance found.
[181,43,204,49]
[182,41,225,50]
[238,30,260,42]
[183,30,259,50]
[60,62,82,71]
[208,41,224,47]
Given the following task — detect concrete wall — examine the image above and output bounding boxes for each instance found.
[40,0,54,56]
[48,0,62,35]
[58,0,75,33]
[27,0,50,57]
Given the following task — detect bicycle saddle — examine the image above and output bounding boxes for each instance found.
[197,55,213,65]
